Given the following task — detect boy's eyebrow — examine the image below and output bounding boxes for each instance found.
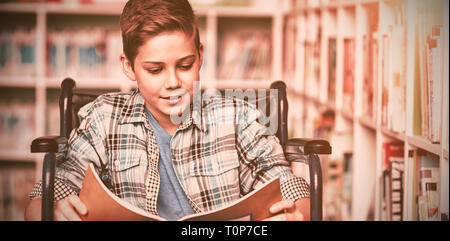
[178,55,196,62]
[142,55,196,65]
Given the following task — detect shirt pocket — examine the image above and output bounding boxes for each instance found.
[187,151,241,211]
[111,151,144,172]
[189,150,239,177]
[109,150,147,202]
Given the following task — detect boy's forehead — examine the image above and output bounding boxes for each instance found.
[137,30,197,59]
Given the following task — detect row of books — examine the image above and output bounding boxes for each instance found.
[381,141,441,221]
[380,6,407,134]
[323,151,353,221]
[217,31,272,81]
[304,39,321,100]
[327,36,355,115]
[0,163,36,221]
[414,4,444,143]
[381,142,404,221]
[361,8,379,122]
[0,27,123,81]
[0,99,35,154]
[0,28,36,78]
[311,108,354,221]
[46,28,123,80]
[342,38,355,114]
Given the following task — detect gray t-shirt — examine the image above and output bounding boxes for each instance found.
[145,108,195,220]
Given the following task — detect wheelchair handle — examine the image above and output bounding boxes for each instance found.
[41,153,56,221]
[270,81,288,147]
[60,78,76,138]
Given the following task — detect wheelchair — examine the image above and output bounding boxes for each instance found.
[31,78,331,221]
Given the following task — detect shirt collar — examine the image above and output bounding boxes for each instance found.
[119,90,207,132]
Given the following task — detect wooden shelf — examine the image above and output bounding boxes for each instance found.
[341,109,355,122]
[0,76,36,88]
[379,125,406,142]
[0,150,36,162]
[406,135,442,157]
[0,2,125,15]
[358,116,377,131]
[45,77,124,90]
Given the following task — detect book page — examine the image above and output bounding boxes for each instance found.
[180,178,281,221]
[79,163,165,221]
[79,163,282,221]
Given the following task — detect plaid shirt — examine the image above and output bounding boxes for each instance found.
[30,90,309,216]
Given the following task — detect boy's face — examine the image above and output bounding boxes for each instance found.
[121,30,203,124]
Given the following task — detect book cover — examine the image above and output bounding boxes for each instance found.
[427,25,442,143]
[79,163,282,221]
[381,142,404,221]
[328,38,336,106]
[417,151,440,221]
[343,38,355,114]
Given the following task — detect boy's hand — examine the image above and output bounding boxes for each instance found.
[263,198,310,221]
[54,195,88,221]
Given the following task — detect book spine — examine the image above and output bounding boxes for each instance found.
[417,152,440,221]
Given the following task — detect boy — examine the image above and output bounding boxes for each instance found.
[25,0,310,221]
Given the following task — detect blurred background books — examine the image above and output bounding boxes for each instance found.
[0,0,448,221]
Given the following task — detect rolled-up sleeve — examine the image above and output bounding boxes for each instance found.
[235,101,310,201]
[29,102,107,201]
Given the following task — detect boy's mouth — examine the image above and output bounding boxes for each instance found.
[160,91,188,105]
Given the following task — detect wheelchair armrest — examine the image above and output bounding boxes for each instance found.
[31,136,68,153]
[285,138,331,155]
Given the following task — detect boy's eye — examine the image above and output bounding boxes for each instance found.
[178,64,193,71]
[147,67,163,74]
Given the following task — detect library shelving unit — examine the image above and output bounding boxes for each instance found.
[0,0,291,220]
[284,0,449,221]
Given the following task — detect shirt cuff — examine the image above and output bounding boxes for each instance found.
[280,176,310,201]
[29,178,78,201]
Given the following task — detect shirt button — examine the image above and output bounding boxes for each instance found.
[151,153,158,160]
[114,160,120,167]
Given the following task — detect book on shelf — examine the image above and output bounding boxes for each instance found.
[343,38,355,114]
[327,38,336,106]
[414,150,440,221]
[379,5,407,134]
[362,31,378,122]
[79,163,282,221]
[381,142,404,221]
[283,16,297,82]
[303,19,321,99]
[341,152,353,220]
[414,4,444,143]
[427,26,443,143]
[0,94,35,155]
[323,157,342,221]
[46,27,123,81]
[0,163,36,221]
[217,30,271,81]
[0,28,36,79]
[362,6,379,121]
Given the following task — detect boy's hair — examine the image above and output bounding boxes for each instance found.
[120,0,201,69]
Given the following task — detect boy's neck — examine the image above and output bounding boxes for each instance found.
[149,110,181,136]
[159,121,180,136]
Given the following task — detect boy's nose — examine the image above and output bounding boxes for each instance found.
[165,69,181,89]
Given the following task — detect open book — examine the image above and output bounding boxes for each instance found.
[79,163,282,221]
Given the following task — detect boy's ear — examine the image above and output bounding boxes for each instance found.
[120,53,137,81]
[198,43,204,69]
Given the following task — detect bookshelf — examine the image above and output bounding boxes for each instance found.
[0,0,290,220]
[285,0,449,221]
